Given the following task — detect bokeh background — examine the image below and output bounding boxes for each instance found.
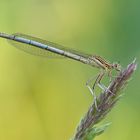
[0,0,140,140]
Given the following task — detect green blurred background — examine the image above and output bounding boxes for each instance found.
[0,0,139,140]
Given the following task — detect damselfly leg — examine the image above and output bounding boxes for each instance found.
[86,70,115,111]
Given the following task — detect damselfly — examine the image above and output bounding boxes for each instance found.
[0,32,121,109]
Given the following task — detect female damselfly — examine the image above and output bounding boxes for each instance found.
[0,32,121,109]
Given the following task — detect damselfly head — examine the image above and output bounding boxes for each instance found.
[112,62,121,71]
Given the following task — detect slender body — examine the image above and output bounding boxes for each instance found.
[0,32,120,72]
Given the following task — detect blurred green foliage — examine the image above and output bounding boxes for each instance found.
[0,0,139,140]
